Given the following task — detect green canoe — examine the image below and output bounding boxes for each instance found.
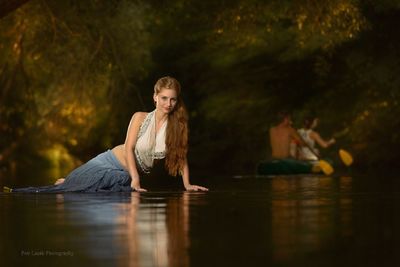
[256,158,318,175]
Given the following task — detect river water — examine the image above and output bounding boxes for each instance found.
[1,174,400,267]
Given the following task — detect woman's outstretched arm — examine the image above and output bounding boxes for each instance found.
[310,131,336,148]
[124,112,147,192]
[181,160,208,191]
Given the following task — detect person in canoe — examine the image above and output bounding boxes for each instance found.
[269,111,304,159]
[297,116,336,161]
[7,76,208,193]
[257,111,315,175]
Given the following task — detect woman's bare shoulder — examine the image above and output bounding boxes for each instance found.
[131,112,148,122]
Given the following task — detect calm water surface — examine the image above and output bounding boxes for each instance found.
[2,174,400,267]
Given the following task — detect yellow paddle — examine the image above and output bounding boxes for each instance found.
[318,159,334,175]
[332,128,354,166]
[296,134,334,176]
[339,149,353,166]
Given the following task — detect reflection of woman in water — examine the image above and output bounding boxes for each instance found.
[9,76,208,193]
[297,117,335,161]
[116,192,190,266]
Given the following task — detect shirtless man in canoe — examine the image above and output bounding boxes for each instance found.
[269,111,304,159]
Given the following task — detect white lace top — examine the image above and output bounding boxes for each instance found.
[297,128,318,161]
[135,111,167,173]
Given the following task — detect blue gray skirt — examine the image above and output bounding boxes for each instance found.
[12,150,132,193]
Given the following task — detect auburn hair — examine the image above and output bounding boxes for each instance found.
[154,76,188,176]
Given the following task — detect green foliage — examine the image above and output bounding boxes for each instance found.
[0,0,152,170]
[1,0,400,176]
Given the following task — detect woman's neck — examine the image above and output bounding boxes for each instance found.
[155,109,168,124]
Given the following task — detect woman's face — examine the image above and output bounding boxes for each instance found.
[154,88,178,114]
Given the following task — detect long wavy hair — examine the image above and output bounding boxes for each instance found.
[154,76,188,176]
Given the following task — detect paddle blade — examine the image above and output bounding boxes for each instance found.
[319,160,334,176]
[339,149,353,166]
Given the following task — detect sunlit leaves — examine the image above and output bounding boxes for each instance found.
[211,0,366,61]
[0,0,152,163]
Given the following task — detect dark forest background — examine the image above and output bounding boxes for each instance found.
[1,0,400,181]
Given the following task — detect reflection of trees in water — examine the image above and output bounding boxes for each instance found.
[115,192,190,267]
[271,176,353,262]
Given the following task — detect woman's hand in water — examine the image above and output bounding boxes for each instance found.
[131,178,147,192]
[132,187,147,192]
[54,178,65,185]
[185,184,209,191]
